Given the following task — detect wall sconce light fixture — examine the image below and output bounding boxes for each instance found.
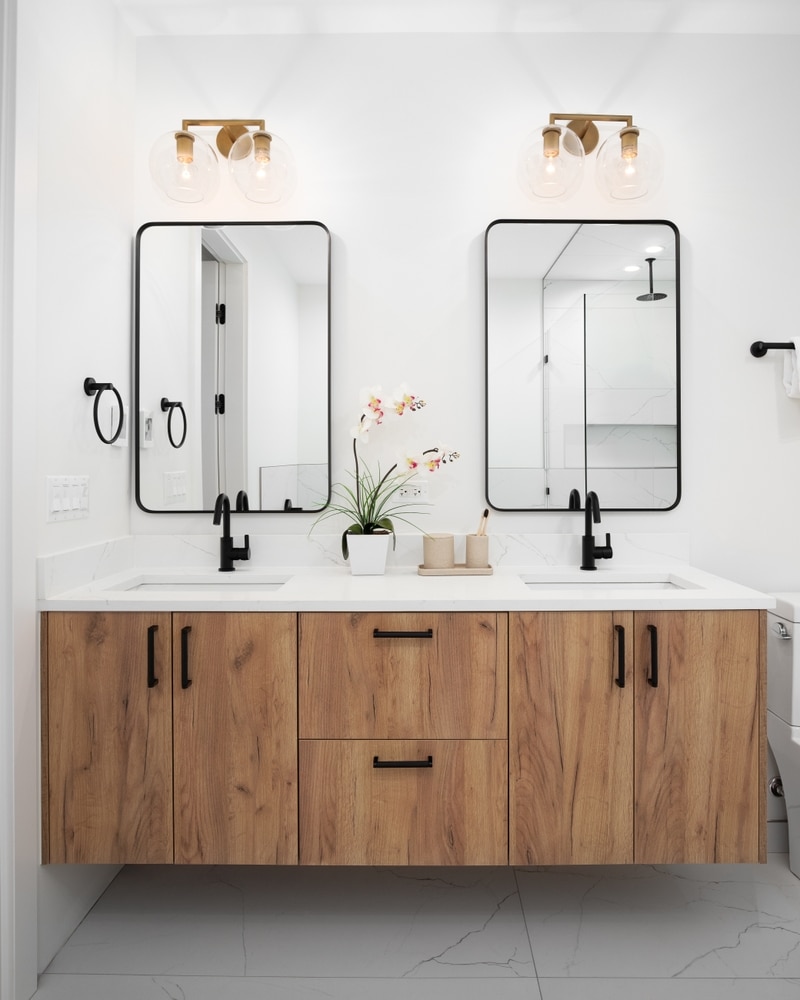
[518,114,663,202]
[149,119,296,205]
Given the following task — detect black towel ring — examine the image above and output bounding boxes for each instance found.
[84,377,124,444]
[161,398,187,449]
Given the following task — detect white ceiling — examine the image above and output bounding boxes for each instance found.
[112,0,800,37]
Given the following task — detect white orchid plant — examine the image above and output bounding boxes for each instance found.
[314,384,459,559]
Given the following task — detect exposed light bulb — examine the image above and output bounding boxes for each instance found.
[595,125,663,202]
[150,129,219,203]
[518,124,584,200]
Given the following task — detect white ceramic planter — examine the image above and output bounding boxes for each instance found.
[346,532,391,575]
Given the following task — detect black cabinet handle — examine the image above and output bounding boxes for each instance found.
[372,628,433,639]
[147,624,159,688]
[180,625,192,689]
[614,624,625,688]
[373,755,433,769]
[647,624,659,688]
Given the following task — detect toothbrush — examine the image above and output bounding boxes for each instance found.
[476,508,489,536]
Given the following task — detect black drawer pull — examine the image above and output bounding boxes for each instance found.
[147,624,159,688]
[614,624,625,689]
[373,755,433,769]
[647,623,659,688]
[372,628,433,639]
[181,625,192,689]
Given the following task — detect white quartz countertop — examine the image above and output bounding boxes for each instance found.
[37,564,775,613]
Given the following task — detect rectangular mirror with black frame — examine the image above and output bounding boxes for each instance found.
[135,221,331,513]
[485,219,680,512]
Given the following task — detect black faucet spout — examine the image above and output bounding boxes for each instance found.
[213,492,251,572]
[580,490,613,571]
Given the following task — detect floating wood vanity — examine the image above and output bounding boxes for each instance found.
[39,566,770,868]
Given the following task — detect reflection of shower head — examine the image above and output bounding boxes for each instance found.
[636,257,667,301]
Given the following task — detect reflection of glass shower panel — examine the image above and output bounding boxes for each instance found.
[542,283,586,506]
[584,287,678,509]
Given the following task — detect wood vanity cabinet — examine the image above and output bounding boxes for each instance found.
[43,605,765,869]
[42,611,297,865]
[509,610,765,866]
[297,612,508,865]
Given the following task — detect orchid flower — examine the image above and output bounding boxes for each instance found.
[312,383,459,560]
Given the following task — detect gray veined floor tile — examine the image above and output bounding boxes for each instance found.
[539,978,800,1000]
[33,975,545,1000]
[44,865,536,980]
[239,866,536,978]
[516,855,800,980]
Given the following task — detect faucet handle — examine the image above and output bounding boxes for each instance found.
[598,533,613,559]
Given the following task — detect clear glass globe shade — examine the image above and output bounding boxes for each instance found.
[149,130,220,204]
[518,125,584,200]
[595,126,663,201]
[229,130,297,204]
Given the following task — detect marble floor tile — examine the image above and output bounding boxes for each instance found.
[539,979,800,999]
[44,866,536,980]
[33,974,544,1000]
[517,856,800,980]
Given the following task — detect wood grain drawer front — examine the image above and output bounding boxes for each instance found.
[299,613,507,739]
[299,739,508,865]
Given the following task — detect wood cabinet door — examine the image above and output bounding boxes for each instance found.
[299,739,508,865]
[172,612,298,865]
[299,612,507,739]
[43,612,173,864]
[634,610,764,864]
[510,611,634,865]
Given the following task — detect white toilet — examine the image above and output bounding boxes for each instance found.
[767,593,800,876]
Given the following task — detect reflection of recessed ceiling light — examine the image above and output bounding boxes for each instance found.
[624,265,640,272]
[645,244,664,253]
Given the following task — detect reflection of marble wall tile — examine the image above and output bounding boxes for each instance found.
[586,388,677,425]
[586,424,678,468]
[587,468,679,509]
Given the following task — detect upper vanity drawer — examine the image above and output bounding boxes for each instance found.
[299,612,507,740]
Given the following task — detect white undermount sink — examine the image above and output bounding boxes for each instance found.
[520,570,699,591]
[106,573,290,593]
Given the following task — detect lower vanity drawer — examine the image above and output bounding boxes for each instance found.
[299,739,508,866]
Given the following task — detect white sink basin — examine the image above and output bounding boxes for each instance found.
[520,571,699,591]
[130,580,288,592]
[104,573,290,593]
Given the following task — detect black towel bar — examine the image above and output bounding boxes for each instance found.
[750,341,795,357]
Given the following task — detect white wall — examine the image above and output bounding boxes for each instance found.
[35,0,135,555]
[127,29,800,593]
[11,8,800,997]
[12,0,137,991]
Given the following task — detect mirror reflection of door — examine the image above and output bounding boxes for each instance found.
[201,231,247,507]
[135,221,331,514]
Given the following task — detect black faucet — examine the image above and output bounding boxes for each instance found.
[568,488,582,511]
[213,492,251,572]
[581,490,613,571]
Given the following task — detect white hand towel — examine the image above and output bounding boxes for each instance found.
[784,342,800,398]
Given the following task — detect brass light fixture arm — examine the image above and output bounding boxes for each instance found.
[180,119,268,158]
[548,113,635,155]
